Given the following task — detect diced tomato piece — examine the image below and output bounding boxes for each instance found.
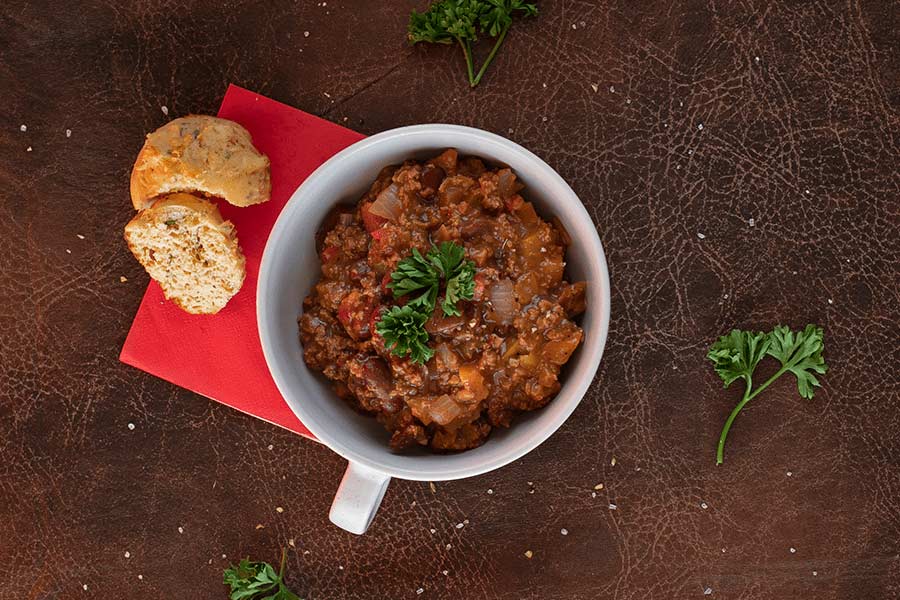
[370,228,387,241]
[381,273,392,294]
[361,201,387,233]
[337,291,374,341]
[320,245,339,263]
[504,194,524,212]
[473,274,486,301]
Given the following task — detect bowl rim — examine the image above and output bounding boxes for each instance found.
[258,123,611,481]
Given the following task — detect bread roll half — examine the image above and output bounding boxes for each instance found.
[124,193,246,314]
[130,115,270,210]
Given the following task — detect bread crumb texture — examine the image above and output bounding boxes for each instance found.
[130,115,270,210]
[124,193,246,314]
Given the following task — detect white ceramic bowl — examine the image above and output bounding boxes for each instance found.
[258,124,610,534]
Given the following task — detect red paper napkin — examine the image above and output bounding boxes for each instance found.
[119,84,365,438]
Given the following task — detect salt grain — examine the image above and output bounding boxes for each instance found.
[701,502,708,509]
[124,551,131,558]
[120,276,128,283]
[591,492,597,498]
[754,56,760,63]
[430,482,437,493]
[161,105,169,116]
[610,457,616,466]
[416,588,424,595]
[487,489,493,495]
[76,234,85,240]
[138,574,143,580]
[276,506,284,513]
[609,85,615,93]
[790,547,796,553]
[813,571,818,576]
[26,146,32,152]
[442,570,449,576]
[748,218,756,227]
[127,422,135,430]
[83,584,88,591]
[704,587,713,595]
[560,528,568,535]
[542,83,547,88]
[541,116,548,122]
[591,83,599,93]
[338,565,344,570]
[65,248,71,254]
[456,522,464,529]
[827,299,833,305]
[66,129,72,138]
[430,528,436,534]
[609,503,618,510]
[698,123,704,130]
[178,526,184,534]
[304,31,310,37]
[787,471,793,477]
[267,444,274,450]
[446,544,452,550]
[697,232,706,239]
[626,98,631,104]
[288,538,295,547]
[594,483,604,490]
[524,550,533,559]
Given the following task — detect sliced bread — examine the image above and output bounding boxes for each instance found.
[130,115,271,210]
[124,193,246,314]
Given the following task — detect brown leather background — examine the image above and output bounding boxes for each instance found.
[2,1,899,598]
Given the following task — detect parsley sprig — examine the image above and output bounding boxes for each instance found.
[376,242,476,364]
[408,0,538,87]
[708,324,828,465]
[223,550,300,600]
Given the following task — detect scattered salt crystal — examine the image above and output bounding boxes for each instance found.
[416,588,424,595]
[124,551,131,558]
[26,146,32,152]
[65,248,71,254]
[609,503,618,510]
[324,92,331,98]
[698,123,704,130]
[338,565,344,570]
[487,488,493,494]
[267,444,273,450]
[721,548,726,553]
[446,544,452,550]
[790,547,796,553]
[288,538,295,547]
[524,550,533,559]
[120,276,128,283]
[541,116,548,122]
[456,522,464,529]
[827,299,833,305]
[20,124,26,132]
[430,482,437,493]
[429,528,436,534]
[701,502,708,509]
[542,82,547,88]
[805,189,811,194]
[786,471,793,477]
[508,128,514,134]
[748,218,756,227]
[754,56,760,63]
[560,528,568,535]
[704,587,713,595]
[303,31,310,37]
[591,492,596,498]
[83,584,88,591]
[66,129,72,138]
[442,570,449,576]
[76,234,85,240]
[127,422,135,430]
[138,574,143,580]
[609,85,615,93]
[178,526,184,534]
[594,483,604,490]
[276,506,284,513]
[464,519,469,524]
[626,98,631,104]
[161,105,169,116]
[679,100,684,107]
[610,457,616,466]
[688,149,693,155]
[222,554,227,559]
[591,83,599,93]
[571,23,577,29]
[697,232,706,239]
[813,570,818,576]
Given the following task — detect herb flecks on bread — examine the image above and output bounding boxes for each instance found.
[124,193,246,315]
[130,115,271,210]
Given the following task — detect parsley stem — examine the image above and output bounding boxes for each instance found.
[457,37,475,86]
[471,23,510,87]
[716,366,790,464]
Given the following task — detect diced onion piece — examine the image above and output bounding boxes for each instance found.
[497,168,521,199]
[489,279,517,323]
[551,215,572,246]
[369,183,402,221]
[408,395,464,426]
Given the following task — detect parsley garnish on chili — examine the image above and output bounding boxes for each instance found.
[376,242,476,364]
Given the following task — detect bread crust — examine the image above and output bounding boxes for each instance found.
[124,193,246,314]
[130,115,270,210]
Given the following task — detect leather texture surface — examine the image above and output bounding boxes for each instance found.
[1,1,898,598]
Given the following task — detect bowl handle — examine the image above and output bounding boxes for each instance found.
[329,461,391,534]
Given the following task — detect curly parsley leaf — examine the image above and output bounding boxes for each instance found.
[766,324,828,399]
[223,551,300,600]
[707,324,828,465]
[707,329,770,388]
[376,304,435,364]
[378,241,476,362]
[408,0,538,87]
